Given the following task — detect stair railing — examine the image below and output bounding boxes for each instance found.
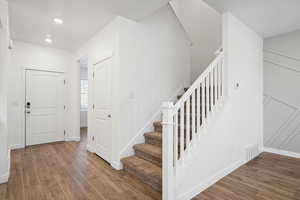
[162,50,225,200]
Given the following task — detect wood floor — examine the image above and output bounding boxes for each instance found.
[1,130,300,200]
[193,152,300,200]
[0,128,161,200]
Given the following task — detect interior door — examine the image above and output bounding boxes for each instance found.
[93,57,112,163]
[25,70,64,146]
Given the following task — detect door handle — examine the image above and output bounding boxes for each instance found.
[26,111,31,114]
[108,114,111,118]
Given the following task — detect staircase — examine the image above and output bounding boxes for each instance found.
[121,50,224,199]
[121,92,188,193]
[121,121,162,192]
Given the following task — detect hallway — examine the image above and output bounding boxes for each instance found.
[0,128,161,200]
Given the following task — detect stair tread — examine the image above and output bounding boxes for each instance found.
[134,143,162,159]
[153,121,162,126]
[121,156,162,182]
[144,131,162,140]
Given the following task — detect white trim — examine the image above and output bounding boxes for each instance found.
[10,143,24,150]
[111,161,123,170]
[0,172,9,184]
[24,67,65,73]
[177,159,244,200]
[264,49,300,62]
[65,137,80,142]
[87,144,94,153]
[263,147,300,159]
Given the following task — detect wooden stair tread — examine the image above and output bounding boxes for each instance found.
[153,121,162,127]
[121,156,162,191]
[144,131,162,140]
[134,143,162,159]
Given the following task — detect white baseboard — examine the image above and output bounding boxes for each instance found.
[178,159,244,200]
[10,143,24,150]
[0,172,9,184]
[111,161,123,170]
[87,144,94,153]
[65,137,80,142]
[263,147,300,159]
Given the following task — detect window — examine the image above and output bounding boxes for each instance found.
[80,80,88,110]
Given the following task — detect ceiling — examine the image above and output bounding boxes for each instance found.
[204,0,300,38]
[8,0,170,51]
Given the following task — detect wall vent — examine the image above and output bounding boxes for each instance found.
[245,144,260,162]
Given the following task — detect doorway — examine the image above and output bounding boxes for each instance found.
[79,58,89,142]
[25,69,65,146]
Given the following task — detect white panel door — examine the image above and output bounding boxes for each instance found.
[25,70,64,146]
[93,57,112,163]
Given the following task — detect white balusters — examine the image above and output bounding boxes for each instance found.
[191,92,196,145]
[217,62,221,100]
[197,86,201,137]
[201,82,205,127]
[173,112,178,165]
[180,107,184,161]
[205,76,209,120]
[186,96,190,151]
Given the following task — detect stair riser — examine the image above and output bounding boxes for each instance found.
[135,150,162,167]
[123,164,162,192]
[145,137,162,147]
[154,125,162,132]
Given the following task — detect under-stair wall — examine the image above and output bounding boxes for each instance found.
[162,13,263,200]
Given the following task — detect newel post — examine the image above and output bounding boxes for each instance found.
[162,102,175,200]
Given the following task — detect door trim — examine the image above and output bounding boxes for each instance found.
[22,68,66,148]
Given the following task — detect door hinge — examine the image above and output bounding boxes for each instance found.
[92,72,95,79]
[64,130,66,135]
[92,136,95,141]
[64,105,66,110]
[64,80,66,85]
[92,104,95,110]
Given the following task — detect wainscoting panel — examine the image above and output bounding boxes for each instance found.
[263,97,296,146]
[264,49,300,153]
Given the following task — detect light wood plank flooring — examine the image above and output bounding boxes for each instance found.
[0,128,161,200]
[1,128,300,200]
[193,152,300,200]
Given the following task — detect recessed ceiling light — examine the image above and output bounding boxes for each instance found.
[45,38,52,44]
[53,18,63,25]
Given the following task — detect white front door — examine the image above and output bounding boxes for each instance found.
[93,57,113,163]
[25,70,65,146]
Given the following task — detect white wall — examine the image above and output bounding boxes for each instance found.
[77,5,191,169]
[264,30,300,154]
[0,0,10,184]
[9,41,79,149]
[176,13,263,199]
[170,0,222,82]
[117,5,190,163]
